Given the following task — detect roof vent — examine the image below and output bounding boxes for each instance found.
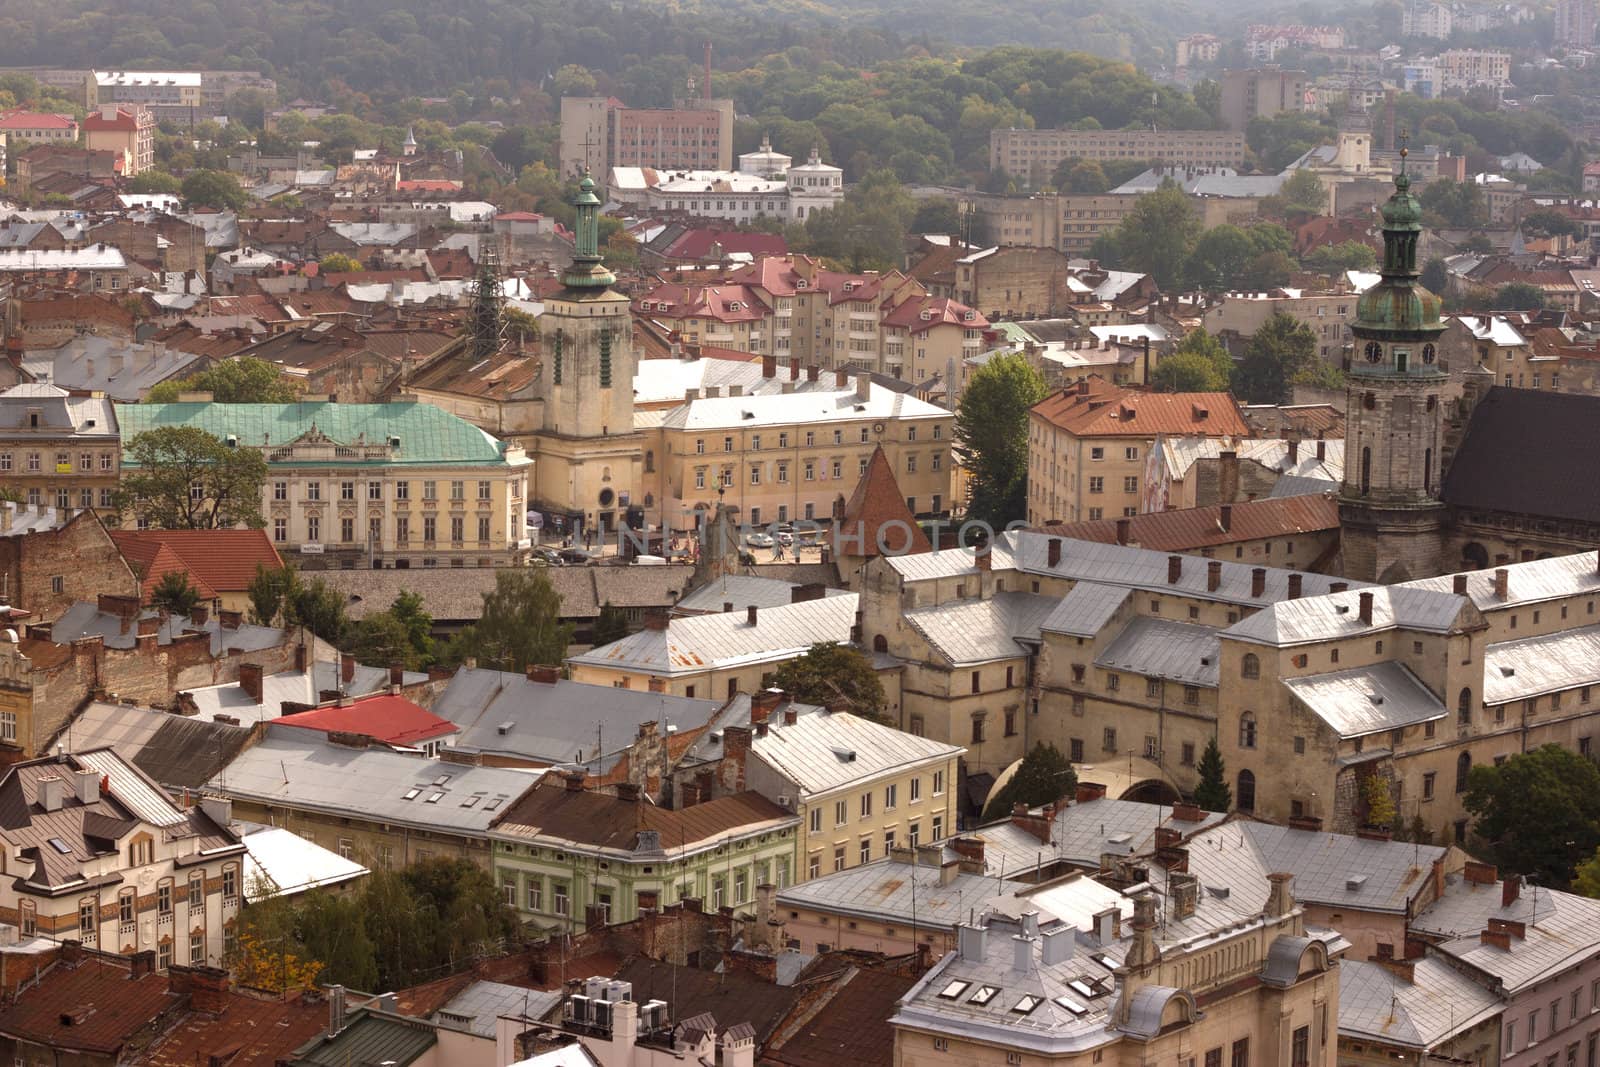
[1206,884,1230,899]
[1500,666,1515,678]
[1346,874,1368,891]
[831,747,857,763]
[1368,695,1384,706]
[497,721,515,735]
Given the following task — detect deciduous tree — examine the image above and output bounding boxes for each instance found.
[955,352,1047,529]
[772,642,887,722]
[449,569,573,673]
[145,358,300,404]
[115,427,268,529]
[1151,329,1233,392]
[1464,744,1600,888]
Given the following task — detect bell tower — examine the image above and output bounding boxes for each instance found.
[531,171,642,537]
[1338,145,1447,582]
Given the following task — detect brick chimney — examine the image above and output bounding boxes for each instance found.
[1330,581,1349,593]
[1288,573,1303,599]
[950,836,986,872]
[751,688,782,723]
[340,653,356,684]
[189,605,210,627]
[526,664,561,684]
[1115,517,1130,545]
[1207,560,1222,592]
[1047,538,1062,568]
[1251,567,1266,598]
[563,770,586,792]
[1218,450,1239,503]
[188,966,231,1014]
[1463,860,1498,885]
[643,608,671,631]
[1169,801,1203,822]
[747,605,759,626]
[1075,781,1107,803]
[1453,574,1469,595]
[1167,555,1182,584]
[807,364,819,381]
[1494,568,1509,600]
[1219,504,1232,533]
[129,950,157,978]
[1359,591,1374,623]
[834,367,848,387]
[238,663,264,704]
[1502,874,1521,907]
[762,355,776,378]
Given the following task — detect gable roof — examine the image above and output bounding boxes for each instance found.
[1442,387,1600,524]
[60,702,255,791]
[108,529,283,600]
[269,695,458,748]
[490,777,791,852]
[0,956,181,1055]
[838,445,931,557]
[1039,495,1339,551]
[749,709,961,797]
[1031,383,1249,438]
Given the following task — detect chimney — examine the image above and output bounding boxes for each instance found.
[723,601,734,613]
[526,664,561,684]
[1207,559,1222,592]
[238,663,264,703]
[188,966,231,1014]
[73,769,99,805]
[1093,907,1117,944]
[807,364,819,381]
[856,373,872,402]
[647,676,667,693]
[747,605,759,626]
[762,355,776,378]
[294,643,307,673]
[643,608,671,631]
[389,662,405,686]
[1330,581,1349,593]
[1041,926,1075,965]
[129,950,156,979]
[1503,874,1522,907]
[751,688,782,723]
[1219,504,1232,532]
[1170,801,1203,822]
[1115,517,1130,545]
[834,367,848,387]
[1167,555,1182,584]
[1047,538,1062,568]
[1359,591,1374,623]
[950,836,987,872]
[1286,439,1299,465]
[188,604,210,627]
[1494,568,1509,600]
[1463,860,1498,885]
[217,609,242,630]
[783,706,798,726]
[1075,781,1107,803]
[339,653,356,685]
[327,985,347,1038]
[1266,872,1295,918]
[1218,450,1239,503]
[1012,934,1036,973]
[1077,379,1089,396]
[976,546,992,573]
[1453,574,1469,595]
[563,770,586,793]
[789,358,800,380]
[1480,928,1512,951]
[37,775,66,812]
[1316,439,1326,461]
[957,923,988,962]
[1251,567,1266,598]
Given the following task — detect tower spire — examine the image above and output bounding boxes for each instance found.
[562,170,616,291]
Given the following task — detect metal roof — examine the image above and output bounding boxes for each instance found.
[1338,957,1502,1049]
[1400,550,1600,611]
[436,982,560,1038]
[567,593,859,677]
[239,822,367,899]
[1282,661,1447,738]
[74,748,188,827]
[1096,617,1220,687]
[61,701,254,790]
[655,380,947,431]
[749,710,961,798]
[676,574,849,614]
[1223,586,1467,647]
[904,592,1058,666]
[293,1011,438,1067]
[1414,874,1600,994]
[1039,582,1130,638]
[1481,623,1600,705]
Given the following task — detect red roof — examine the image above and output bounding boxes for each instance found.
[837,445,931,557]
[395,179,463,192]
[143,986,328,1067]
[496,211,544,222]
[1039,494,1340,550]
[635,282,769,323]
[1030,380,1249,438]
[108,529,284,601]
[662,227,787,261]
[83,107,144,132]
[881,295,988,335]
[1,958,180,1054]
[0,110,77,130]
[272,695,458,747]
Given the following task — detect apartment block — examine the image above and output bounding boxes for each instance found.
[990,128,1247,179]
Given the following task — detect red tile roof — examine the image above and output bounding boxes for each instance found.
[881,295,988,335]
[82,107,145,132]
[495,211,544,222]
[491,777,789,849]
[108,529,283,599]
[662,228,788,261]
[838,445,931,557]
[1039,494,1340,550]
[0,957,181,1055]
[635,282,769,323]
[143,986,328,1067]
[1031,381,1249,438]
[0,110,77,130]
[272,694,459,747]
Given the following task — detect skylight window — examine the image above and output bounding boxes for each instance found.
[1069,980,1097,999]
[1090,953,1115,971]
[1012,995,1042,1015]
[484,797,504,811]
[425,792,445,804]
[938,981,970,1000]
[47,838,71,855]
[461,796,481,808]
[968,985,1001,1006]
[402,788,421,801]
[433,774,451,786]
[1054,995,1088,1015]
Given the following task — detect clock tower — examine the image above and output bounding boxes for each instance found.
[1338,148,1448,582]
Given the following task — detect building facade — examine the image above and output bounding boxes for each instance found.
[990,129,1247,180]
[1220,68,1308,131]
[0,384,121,515]
[81,104,155,176]
[560,96,735,177]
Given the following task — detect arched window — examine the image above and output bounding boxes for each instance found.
[644,450,655,474]
[1360,447,1372,496]
[1455,751,1471,794]
[1237,770,1256,812]
[1241,653,1260,680]
[1424,448,1433,494]
[1239,712,1257,749]
[1457,688,1472,724]
[872,634,888,653]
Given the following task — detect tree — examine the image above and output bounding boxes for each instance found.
[1494,282,1546,311]
[1303,241,1378,276]
[1361,773,1396,829]
[145,358,300,404]
[592,602,630,646]
[982,743,1076,821]
[1465,744,1600,888]
[318,252,363,274]
[1053,158,1108,194]
[149,570,201,617]
[450,569,573,673]
[955,352,1047,529]
[231,882,326,994]
[247,564,295,625]
[342,611,415,670]
[181,169,250,211]
[1151,329,1233,392]
[910,199,962,235]
[1193,737,1231,812]
[1420,256,1450,294]
[389,591,435,667]
[1275,169,1327,215]
[1185,224,1256,291]
[1232,311,1318,404]
[1460,234,1493,254]
[126,170,182,195]
[1104,180,1199,288]
[1575,847,1600,899]
[1521,209,1577,238]
[1419,177,1487,229]
[116,427,268,529]
[772,642,887,722]
[286,576,348,644]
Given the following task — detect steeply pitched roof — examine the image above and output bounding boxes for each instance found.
[61,702,255,790]
[1031,383,1249,438]
[749,709,962,798]
[108,529,283,600]
[270,695,458,747]
[1442,387,1600,524]
[1039,495,1339,551]
[838,445,931,557]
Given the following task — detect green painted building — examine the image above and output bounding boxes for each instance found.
[489,774,798,934]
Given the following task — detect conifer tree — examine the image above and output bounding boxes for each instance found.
[1193,737,1231,812]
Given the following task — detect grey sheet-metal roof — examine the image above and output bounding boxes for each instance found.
[238,821,368,899]
[329,221,419,246]
[776,854,1009,929]
[293,1010,437,1067]
[1339,957,1502,1049]
[430,667,719,771]
[1282,661,1447,738]
[749,709,961,798]
[904,592,1058,666]
[51,602,286,656]
[435,981,560,1037]
[1482,623,1600,705]
[1039,582,1130,638]
[1224,586,1468,648]
[1400,551,1600,611]
[976,797,1228,875]
[1414,874,1600,994]
[57,701,254,790]
[206,733,542,836]
[0,382,118,438]
[1096,617,1219,687]
[568,593,858,677]
[675,574,848,614]
[22,337,201,401]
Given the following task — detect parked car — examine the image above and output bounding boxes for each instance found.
[744,532,775,549]
[558,548,594,565]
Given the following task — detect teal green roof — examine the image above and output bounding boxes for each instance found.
[115,401,519,469]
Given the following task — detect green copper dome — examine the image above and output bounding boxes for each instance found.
[1351,154,1444,369]
[562,170,616,291]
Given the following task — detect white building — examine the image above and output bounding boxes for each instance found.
[737,135,792,179]
[784,149,844,222]
[609,149,843,225]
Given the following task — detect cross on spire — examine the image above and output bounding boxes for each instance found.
[1397,126,1410,173]
[579,131,601,175]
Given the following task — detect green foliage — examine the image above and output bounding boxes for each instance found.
[126,170,182,195]
[910,199,962,236]
[342,612,417,671]
[180,169,250,211]
[318,252,363,274]
[247,564,295,625]
[799,169,915,271]
[286,575,348,644]
[1151,329,1232,393]
[150,570,202,617]
[982,743,1076,821]
[1193,737,1231,812]
[592,602,630,647]
[1185,225,1256,291]
[1272,168,1328,215]
[1303,241,1377,277]
[1419,177,1487,229]
[1459,234,1494,254]
[955,352,1047,529]
[1464,744,1600,888]
[1494,282,1546,311]
[1232,312,1318,404]
[1521,209,1578,238]
[1053,158,1109,194]
[145,358,300,404]
[771,641,887,722]
[1420,256,1450,294]
[1247,113,1337,172]
[1575,847,1600,899]
[116,426,268,529]
[448,569,574,673]
[1361,773,1396,829]
[1100,180,1199,289]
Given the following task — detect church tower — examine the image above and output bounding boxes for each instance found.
[531,172,642,537]
[1338,148,1447,582]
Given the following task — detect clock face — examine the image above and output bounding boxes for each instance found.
[1422,343,1436,364]
[1364,341,1383,363]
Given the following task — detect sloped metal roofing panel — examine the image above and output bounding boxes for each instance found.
[1282,661,1447,738]
[1482,623,1600,705]
[1096,617,1220,686]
